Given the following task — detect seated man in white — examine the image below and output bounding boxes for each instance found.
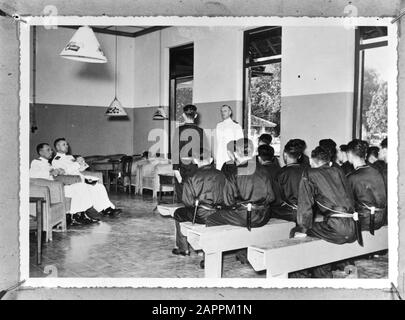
[51,138,121,218]
[30,143,100,226]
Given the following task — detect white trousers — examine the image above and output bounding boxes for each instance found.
[64,183,114,214]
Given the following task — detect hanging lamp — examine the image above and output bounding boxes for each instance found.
[105,27,127,116]
[60,26,107,63]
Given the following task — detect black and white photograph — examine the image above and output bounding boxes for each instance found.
[0,0,404,302]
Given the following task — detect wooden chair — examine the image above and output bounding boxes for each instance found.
[120,156,133,194]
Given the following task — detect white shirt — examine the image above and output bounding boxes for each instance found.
[30,157,54,180]
[51,152,82,176]
[215,117,244,170]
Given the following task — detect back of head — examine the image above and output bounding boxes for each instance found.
[339,144,349,153]
[347,139,369,159]
[258,144,275,162]
[183,104,197,121]
[319,138,337,161]
[367,146,380,159]
[258,133,272,145]
[311,146,331,164]
[284,139,304,161]
[235,138,254,158]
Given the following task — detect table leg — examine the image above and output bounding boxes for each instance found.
[105,170,110,191]
[36,199,43,265]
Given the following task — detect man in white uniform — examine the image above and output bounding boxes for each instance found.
[51,138,121,218]
[215,105,244,170]
[30,143,98,226]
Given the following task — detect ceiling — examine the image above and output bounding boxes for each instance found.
[60,25,168,38]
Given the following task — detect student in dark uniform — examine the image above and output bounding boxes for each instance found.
[346,139,387,233]
[172,104,207,202]
[270,139,306,222]
[372,138,387,187]
[206,138,275,228]
[295,139,310,168]
[291,146,357,245]
[257,144,280,183]
[337,144,354,175]
[172,148,226,256]
[257,133,281,169]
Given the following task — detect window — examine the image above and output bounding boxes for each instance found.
[353,26,388,146]
[169,44,194,154]
[243,27,282,155]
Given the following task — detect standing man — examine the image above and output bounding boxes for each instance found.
[214,105,244,170]
[52,138,121,217]
[171,104,207,202]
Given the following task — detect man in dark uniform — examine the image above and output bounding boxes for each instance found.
[257,144,280,183]
[270,139,306,222]
[346,139,387,233]
[257,133,281,169]
[295,139,310,168]
[172,148,226,256]
[206,138,275,228]
[338,144,354,175]
[172,104,207,202]
[372,138,387,187]
[292,146,357,245]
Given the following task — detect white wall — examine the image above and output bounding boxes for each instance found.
[34,27,135,108]
[280,26,355,154]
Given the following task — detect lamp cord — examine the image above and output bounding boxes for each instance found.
[115,26,118,98]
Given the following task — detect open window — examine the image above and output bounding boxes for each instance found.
[169,44,194,155]
[243,27,282,155]
[353,26,388,146]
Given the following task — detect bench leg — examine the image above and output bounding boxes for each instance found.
[266,270,288,279]
[204,252,222,278]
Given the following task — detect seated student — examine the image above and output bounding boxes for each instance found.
[337,144,354,175]
[291,146,358,245]
[270,139,306,222]
[207,138,275,228]
[346,139,387,233]
[372,138,387,187]
[257,144,280,181]
[30,143,99,225]
[52,138,121,218]
[257,133,281,168]
[172,148,226,256]
[295,138,310,168]
[366,146,380,164]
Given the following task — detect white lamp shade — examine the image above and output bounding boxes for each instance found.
[105,97,128,116]
[60,26,107,63]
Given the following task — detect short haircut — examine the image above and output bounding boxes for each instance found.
[36,143,49,155]
[347,139,369,159]
[258,133,272,145]
[183,104,197,120]
[311,146,331,163]
[284,139,305,160]
[380,138,387,149]
[221,104,233,116]
[367,146,380,159]
[339,144,349,152]
[54,137,66,149]
[258,144,275,162]
[192,147,211,162]
[319,138,337,161]
[235,138,254,158]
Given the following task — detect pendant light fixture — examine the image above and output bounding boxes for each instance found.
[152,30,168,120]
[60,26,107,63]
[105,27,127,116]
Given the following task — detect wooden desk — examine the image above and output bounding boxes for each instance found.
[91,159,120,191]
[30,197,45,265]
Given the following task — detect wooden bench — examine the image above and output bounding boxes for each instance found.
[247,226,388,278]
[180,219,295,278]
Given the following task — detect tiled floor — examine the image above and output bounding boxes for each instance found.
[29,191,388,279]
